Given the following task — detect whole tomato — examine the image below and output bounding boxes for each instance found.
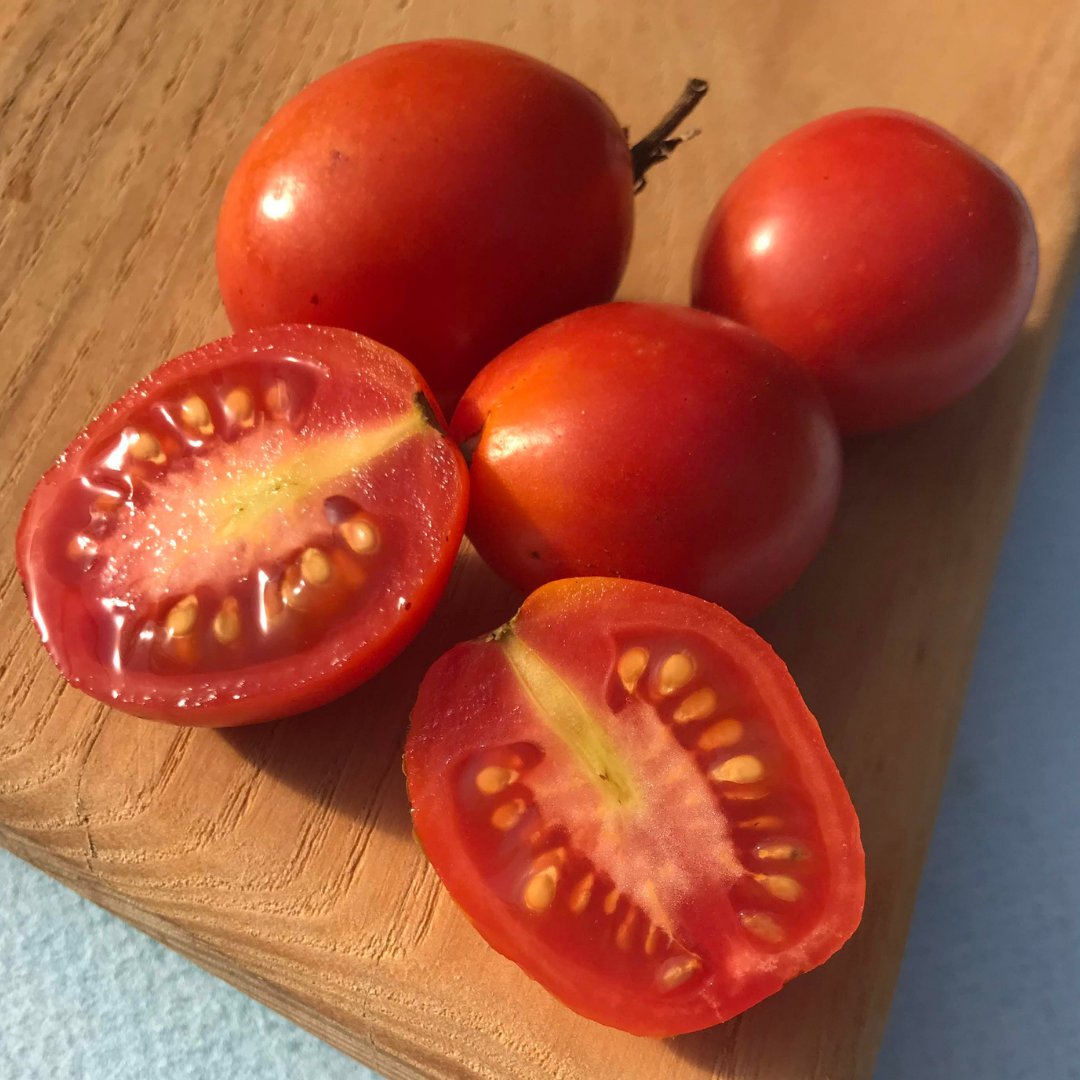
[452,303,842,618]
[692,109,1038,434]
[217,40,704,411]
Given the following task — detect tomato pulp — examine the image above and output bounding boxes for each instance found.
[452,303,843,618]
[692,108,1038,434]
[217,39,637,412]
[17,326,468,726]
[406,578,864,1036]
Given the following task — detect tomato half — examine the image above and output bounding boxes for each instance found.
[452,302,842,618]
[406,578,864,1036]
[692,108,1038,434]
[216,39,636,412]
[17,325,467,726]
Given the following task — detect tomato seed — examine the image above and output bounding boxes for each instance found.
[616,646,649,693]
[616,908,637,950]
[299,547,332,585]
[490,799,526,831]
[740,912,784,943]
[568,872,594,914]
[603,888,620,916]
[340,515,379,555]
[475,765,516,795]
[179,396,213,433]
[165,595,199,637]
[224,386,255,427]
[523,866,558,912]
[212,597,241,645]
[130,431,165,464]
[698,718,743,750]
[656,955,701,991]
[265,381,290,417]
[754,841,808,862]
[757,874,802,902]
[672,686,718,723]
[656,652,695,696]
[711,754,765,784]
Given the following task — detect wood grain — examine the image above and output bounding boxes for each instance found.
[2,1,1079,1077]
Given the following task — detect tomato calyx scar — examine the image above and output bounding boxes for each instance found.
[499,628,639,808]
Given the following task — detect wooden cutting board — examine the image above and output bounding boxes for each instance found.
[2,2,1079,1077]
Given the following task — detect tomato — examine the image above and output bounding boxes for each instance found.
[692,108,1038,435]
[218,40,658,412]
[451,302,842,618]
[16,325,467,726]
[406,577,864,1035]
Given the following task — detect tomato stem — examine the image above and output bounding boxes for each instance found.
[630,78,709,192]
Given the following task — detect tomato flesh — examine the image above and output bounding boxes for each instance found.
[17,325,467,725]
[406,578,864,1036]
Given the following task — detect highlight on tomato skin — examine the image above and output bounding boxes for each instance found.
[16,325,469,727]
[405,577,865,1037]
[451,302,843,619]
[692,108,1039,435]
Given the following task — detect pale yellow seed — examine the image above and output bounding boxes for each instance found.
[616,909,637,951]
[340,516,379,555]
[644,923,662,956]
[212,597,241,645]
[130,432,164,463]
[711,754,765,785]
[165,595,198,637]
[299,547,331,586]
[568,872,595,915]
[656,955,701,992]
[741,912,785,944]
[603,888,620,916]
[265,381,290,416]
[698,718,744,751]
[672,687,718,723]
[738,815,785,832]
[524,867,558,913]
[754,841,808,862]
[224,387,255,426]
[757,874,803,902]
[180,396,212,432]
[656,652,695,696]
[491,799,526,831]
[475,766,517,795]
[617,646,649,693]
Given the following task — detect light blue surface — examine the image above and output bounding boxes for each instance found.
[2,293,1077,1079]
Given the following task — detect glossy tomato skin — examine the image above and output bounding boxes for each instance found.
[17,326,468,726]
[692,109,1039,434]
[452,303,842,618]
[217,39,634,412]
[406,578,864,1036]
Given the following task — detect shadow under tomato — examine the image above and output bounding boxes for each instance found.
[219,544,522,839]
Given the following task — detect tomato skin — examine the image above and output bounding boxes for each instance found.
[16,325,468,727]
[216,39,634,412]
[692,109,1038,434]
[452,302,842,618]
[406,577,864,1036]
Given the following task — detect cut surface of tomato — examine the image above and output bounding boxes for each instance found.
[406,578,864,1036]
[17,325,467,726]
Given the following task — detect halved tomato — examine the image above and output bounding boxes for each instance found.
[406,578,864,1036]
[17,325,467,726]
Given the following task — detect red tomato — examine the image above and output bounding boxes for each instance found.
[692,108,1039,434]
[16,326,467,726]
[216,39,636,412]
[452,302,842,618]
[406,577,864,1036]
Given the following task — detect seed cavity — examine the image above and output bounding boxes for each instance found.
[491,799,526,831]
[711,754,765,785]
[757,874,803,901]
[755,841,808,862]
[617,646,649,693]
[524,866,558,912]
[340,515,379,555]
[698,718,744,750]
[212,597,241,645]
[741,912,784,943]
[299,547,331,586]
[656,652,695,696]
[475,766,517,795]
[130,431,165,464]
[568,872,595,914]
[224,386,255,427]
[656,955,701,992]
[673,687,717,723]
[179,396,212,434]
[164,595,198,637]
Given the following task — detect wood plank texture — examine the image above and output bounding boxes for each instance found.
[2,2,1079,1077]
